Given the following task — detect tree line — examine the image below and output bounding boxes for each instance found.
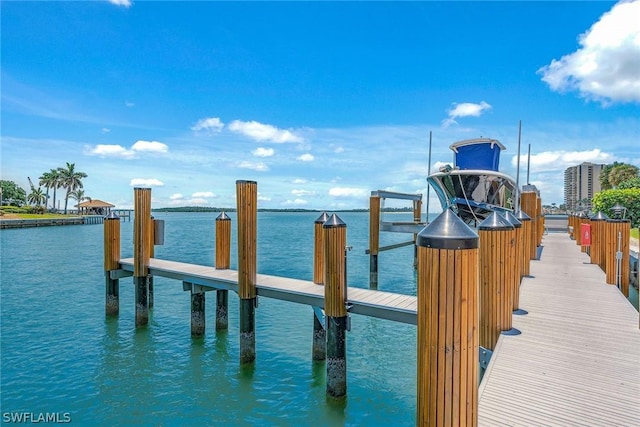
[0,162,88,214]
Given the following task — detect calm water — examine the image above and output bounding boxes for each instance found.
[1,212,429,426]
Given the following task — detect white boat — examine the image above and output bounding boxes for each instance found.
[427,138,517,227]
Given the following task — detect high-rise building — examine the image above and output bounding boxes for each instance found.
[564,162,605,211]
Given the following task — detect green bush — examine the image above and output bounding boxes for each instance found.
[592,188,640,228]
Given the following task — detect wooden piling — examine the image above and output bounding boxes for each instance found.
[479,213,515,351]
[237,180,257,364]
[191,285,205,337]
[416,209,479,427]
[216,212,231,330]
[104,212,120,316]
[503,211,524,313]
[590,212,608,268]
[312,212,329,361]
[520,191,538,260]
[605,219,630,296]
[369,196,381,288]
[515,211,532,278]
[133,188,151,327]
[324,213,348,399]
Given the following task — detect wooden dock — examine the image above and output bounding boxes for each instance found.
[116,257,418,325]
[478,232,640,426]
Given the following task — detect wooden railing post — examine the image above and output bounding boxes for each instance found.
[416,209,479,426]
[237,180,257,364]
[312,212,329,361]
[133,187,151,327]
[369,196,381,289]
[104,212,120,316]
[520,191,538,260]
[215,212,231,331]
[324,213,348,399]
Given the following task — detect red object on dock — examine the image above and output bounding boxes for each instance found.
[581,223,591,246]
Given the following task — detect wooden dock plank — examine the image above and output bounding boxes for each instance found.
[118,257,418,324]
[478,233,640,426]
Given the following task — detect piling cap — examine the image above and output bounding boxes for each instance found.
[515,210,531,221]
[323,213,346,228]
[478,211,514,231]
[315,211,330,224]
[105,211,120,220]
[502,211,522,228]
[416,209,478,249]
[216,211,231,221]
[590,211,609,221]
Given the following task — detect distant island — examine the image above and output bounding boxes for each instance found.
[152,206,414,213]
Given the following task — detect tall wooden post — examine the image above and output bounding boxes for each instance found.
[416,209,479,427]
[515,211,532,278]
[479,212,516,351]
[215,212,231,330]
[590,212,608,268]
[237,180,257,364]
[134,188,151,327]
[520,191,538,260]
[605,219,630,296]
[369,196,381,289]
[324,214,348,399]
[191,285,205,337]
[312,212,329,361]
[504,211,525,314]
[104,212,120,316]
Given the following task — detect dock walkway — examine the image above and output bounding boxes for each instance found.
[117,257,417,324]
[478,232,640,426]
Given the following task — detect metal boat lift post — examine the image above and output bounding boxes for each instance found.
[367,190,425,289]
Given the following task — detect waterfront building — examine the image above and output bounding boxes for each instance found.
[564,162,605,211]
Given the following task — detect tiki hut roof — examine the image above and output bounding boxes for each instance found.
[77,199,115,208]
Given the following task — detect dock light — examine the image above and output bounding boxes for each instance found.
[611,203,627,219]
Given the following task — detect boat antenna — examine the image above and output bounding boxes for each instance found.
[426,130,432,222]
[526,143,531,185]
[515,120,522,210]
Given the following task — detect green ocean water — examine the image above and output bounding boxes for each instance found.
[1,211,427,426]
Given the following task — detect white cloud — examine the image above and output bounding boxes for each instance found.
[191,117,224,133]
[170,193,184,200]
[109,0,132,8]
[237,160,269,171]
[442,101,492,127]
[334,146,345,153]
[510,148,613,172]
[291,178,308,184]
[85,140,168,158]
[258,193,271,202]
[291,189,316,197]
[297,153,314,162]
[187,198,208,205]
[102,128,111,133]
[228,120,303,143]
[252,147,275,157]
[538,0,640,104]
[125,101,135,107]
[130,178,164,187]
[85,144,134,158]
[192,191,215,198]
[329,187,368,198]
[131,140,168,153]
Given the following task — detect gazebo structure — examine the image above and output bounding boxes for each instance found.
[77,199,115,216]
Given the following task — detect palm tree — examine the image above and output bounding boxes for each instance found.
[46,168,62,211]
[27,187,46,207]
[58,162,88,214]
[69,189,91,214]
[38,171,55,209]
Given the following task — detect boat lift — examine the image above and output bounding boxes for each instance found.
[367,190,426,288]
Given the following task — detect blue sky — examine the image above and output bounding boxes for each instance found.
[2,0,639,211]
